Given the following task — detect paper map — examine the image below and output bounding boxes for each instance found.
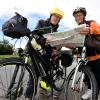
[44,24,86,47]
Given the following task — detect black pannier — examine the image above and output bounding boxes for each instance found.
[2,12,30,38]
[60,50,73,67]
[56,50,73,67]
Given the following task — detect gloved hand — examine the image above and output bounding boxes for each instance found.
[33,34,48,48]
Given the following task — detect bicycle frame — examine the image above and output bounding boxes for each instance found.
[71,46,88,91]
[17,27,52,77]
[28,44,47,77]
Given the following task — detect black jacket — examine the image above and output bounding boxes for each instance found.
[35,18,59,34]
[33,18,59,47]
[33,19,59,62]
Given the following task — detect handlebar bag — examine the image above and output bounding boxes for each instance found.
[2,12,30,38]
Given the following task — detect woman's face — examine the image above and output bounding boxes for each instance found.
[50,14,60,25]
[74,12,85,24]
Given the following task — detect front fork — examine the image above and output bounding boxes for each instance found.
[12,57,28,99]
[71,62,85,92]
[16,57,28,96]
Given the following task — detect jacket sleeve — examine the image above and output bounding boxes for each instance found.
[32,20,46,47]
[34,20,45,36]
[35,20,43,30]
[90,21,100,35]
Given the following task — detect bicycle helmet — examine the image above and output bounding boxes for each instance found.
[73,7,87,16]
[50,7,64,19]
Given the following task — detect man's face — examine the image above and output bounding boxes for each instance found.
[74,12,85,24]
[50,14,60,25]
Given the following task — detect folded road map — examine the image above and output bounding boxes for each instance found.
[44,24,86,47]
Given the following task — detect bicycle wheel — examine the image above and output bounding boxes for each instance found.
[65,66,98,100]
[52,59,66,91]
[0,57,37,100]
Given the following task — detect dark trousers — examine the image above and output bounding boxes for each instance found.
[86,58,100,92]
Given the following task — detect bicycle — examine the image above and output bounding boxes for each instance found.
[65,46,98,100]
[0,13,69,100]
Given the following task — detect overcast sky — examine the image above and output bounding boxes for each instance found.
[0,0,100,48]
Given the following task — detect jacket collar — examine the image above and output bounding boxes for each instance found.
[46,18,59,31]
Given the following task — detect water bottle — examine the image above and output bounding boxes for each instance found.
[31,38,44,55]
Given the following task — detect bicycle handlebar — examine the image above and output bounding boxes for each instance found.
[32,26,52,34]
[25,26,52,39]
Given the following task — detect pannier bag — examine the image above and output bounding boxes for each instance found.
[2,12,30,38]
[56,50,73,67]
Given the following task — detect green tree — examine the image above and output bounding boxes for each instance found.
[0,39,13,54]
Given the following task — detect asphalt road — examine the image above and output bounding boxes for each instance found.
[34,60,100,100]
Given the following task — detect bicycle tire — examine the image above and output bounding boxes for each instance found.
[65,66,98,100]
[0,57,37,100]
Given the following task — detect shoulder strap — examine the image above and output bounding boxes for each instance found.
[85,20,92,26]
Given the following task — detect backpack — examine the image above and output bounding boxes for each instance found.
[2,12,30,39]
[85,20,100,50]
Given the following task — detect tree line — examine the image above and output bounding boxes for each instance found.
[0,39,13,55]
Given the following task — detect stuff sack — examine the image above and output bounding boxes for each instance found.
[2,12,30,38]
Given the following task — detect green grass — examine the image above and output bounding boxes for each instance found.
[0,54,31,64]
[0,54,17,59]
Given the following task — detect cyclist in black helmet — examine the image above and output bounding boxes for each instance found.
[73,7,100,100]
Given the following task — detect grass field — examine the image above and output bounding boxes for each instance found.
[0,54,17,59]
[0,54,31,63]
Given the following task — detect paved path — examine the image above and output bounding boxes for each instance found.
[34,60,100,100]
[0,58,100,100]
[34,61,75,100]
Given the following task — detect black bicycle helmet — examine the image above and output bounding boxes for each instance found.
[73,7,87,16]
